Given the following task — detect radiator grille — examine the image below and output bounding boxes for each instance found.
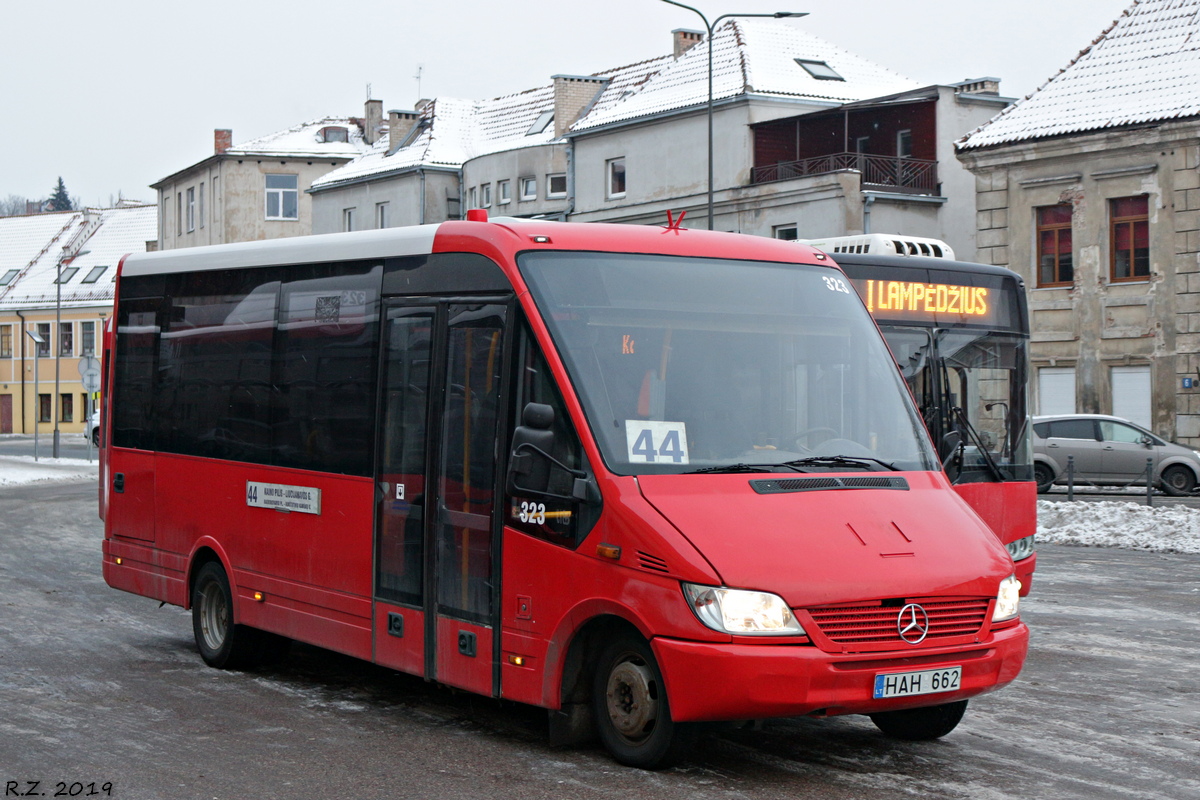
[806,598,990,645]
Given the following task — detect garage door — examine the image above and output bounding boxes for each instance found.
[1038,367,1076,416]
[1111,365,1151,428]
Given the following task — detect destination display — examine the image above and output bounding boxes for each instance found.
[851,278,1000,326]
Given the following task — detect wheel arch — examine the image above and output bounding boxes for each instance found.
[185,538,233,612]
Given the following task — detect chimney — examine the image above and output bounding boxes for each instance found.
[388,109,421,154]
[552,75,609,138]
[673,28,704,58]
[954,77,1001,96]
[364,98,384,145]
[214,129,233,154]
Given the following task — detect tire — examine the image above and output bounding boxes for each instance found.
[1033,463,1055,494]
[191,561,285,670]
[869,699,968,741]
[1160,464,1197,496]
[91,428,99,447]
[592,635,692,769]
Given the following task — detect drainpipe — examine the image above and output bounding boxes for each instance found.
[863,194,876,234]
[457,170,464,220]
[15,309,26,434]
[564,138,576,222]
[418,168,427,225]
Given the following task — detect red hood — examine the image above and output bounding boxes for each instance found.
[635,471,1013,608]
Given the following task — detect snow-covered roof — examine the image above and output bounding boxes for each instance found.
[0,205,158,310]
[574,19,919,131]
[224,116,368,159]
[959,0,1200,150]
[312,18,919,191]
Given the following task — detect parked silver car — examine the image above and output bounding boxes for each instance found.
[87,409,99,447]
[1032,414,1200,495]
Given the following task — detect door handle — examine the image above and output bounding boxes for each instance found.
[113,473,125,493]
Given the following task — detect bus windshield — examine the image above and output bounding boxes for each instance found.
[519,251,938,475]
[882,326,1032,483]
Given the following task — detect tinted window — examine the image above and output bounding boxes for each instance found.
[274,263,382,475]
[1048,419,1096,440]
[1032,422,1050,438]
[112,299,162,451]
[158,270,278,462]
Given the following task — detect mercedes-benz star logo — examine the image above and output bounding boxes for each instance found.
[897,603,930,644]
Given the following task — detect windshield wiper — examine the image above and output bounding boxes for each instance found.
[782,455,901,472]
[685,462,803,474]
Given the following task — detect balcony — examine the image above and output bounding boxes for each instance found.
[751,152,938,194]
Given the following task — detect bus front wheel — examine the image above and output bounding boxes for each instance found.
[191,562,289,669]
[869,699,968,741]
[592,635,692,769]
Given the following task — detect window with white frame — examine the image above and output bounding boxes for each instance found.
[35,323,51,358]
[547,174,566,199]
[199,182,205,229]
[520,177,537,201]
[469,187,477,208]
[481,183,492,208]
[81,321,96,356]
[607,158,626,199]
[376,202,389,229]
[343,207,356,232]
[186,186,195,232]
[265,174,299,220]
[498,180,511,205]
[59,322,73,356]
[176,192,182,235]
[773,224,798,240]
[897,130,913,159]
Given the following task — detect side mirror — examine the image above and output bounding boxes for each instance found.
[1141,435,1154,447]
[940,430,964,483]
[508,402,593,502]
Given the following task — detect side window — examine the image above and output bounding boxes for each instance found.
[507,325,597,547]
[1100,421,1145,444]
[1048,419,1096,440]
[1032,422,1050,438]
[112,298,162,451]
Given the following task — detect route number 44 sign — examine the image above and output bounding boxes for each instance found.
[625,420,690,464]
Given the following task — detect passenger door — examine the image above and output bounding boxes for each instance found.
[1043,418,1103,479]
[373,299,510,698]
[1097,419,1155,481]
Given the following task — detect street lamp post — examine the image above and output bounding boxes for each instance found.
[659,2,807,230]
[26,329,45,462]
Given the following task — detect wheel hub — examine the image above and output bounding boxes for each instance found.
[605,660,657,738]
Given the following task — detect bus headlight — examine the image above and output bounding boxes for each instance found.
[992,575,1021,622]
[1006,535,1035,562]
[682,584,805,635]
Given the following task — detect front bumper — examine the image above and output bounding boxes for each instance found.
[653,621,1028,722]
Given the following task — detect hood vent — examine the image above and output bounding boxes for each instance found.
[637,551,671,573]
[750,476,909,494]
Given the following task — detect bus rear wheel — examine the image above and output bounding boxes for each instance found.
[192,562,289,669]
[869,699,968,741]
[592,635,692,769]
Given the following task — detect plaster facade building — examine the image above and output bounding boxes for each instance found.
[152,115,374,249]
[311,21,1008,260]
[0,203,156,435]
[957,0,1200,442]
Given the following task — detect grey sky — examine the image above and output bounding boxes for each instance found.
[2,0,1126,208]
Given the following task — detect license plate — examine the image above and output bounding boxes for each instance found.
[873,666,961,699]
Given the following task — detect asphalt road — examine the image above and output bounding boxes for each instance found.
[0,433,97,461]
[1,481,1197,799]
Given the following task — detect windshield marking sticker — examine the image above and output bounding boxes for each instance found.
[625,420,690,464]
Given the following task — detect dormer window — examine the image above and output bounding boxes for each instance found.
[527,111,554,136]
[55,267,80,284]
[795,59,844,81]
[318,126,350,143]
[82,265,108,283]
[0,269,18,286]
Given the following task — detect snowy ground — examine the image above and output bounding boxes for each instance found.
[3,454,1195,555]
[0,454,99,487]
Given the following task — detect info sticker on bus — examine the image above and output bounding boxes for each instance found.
[246,481,322,515]
[625,420,689,464]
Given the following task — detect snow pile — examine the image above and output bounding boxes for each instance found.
[0,455,98,487]
[1037,499,1200,555]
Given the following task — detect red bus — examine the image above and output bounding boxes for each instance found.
[100,213,1027,768]
[805,235,1036,595]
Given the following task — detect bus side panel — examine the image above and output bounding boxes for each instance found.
[152,455,376,657]
[104,449,156,543]
[373,603,425,676]
[435,617,493,696]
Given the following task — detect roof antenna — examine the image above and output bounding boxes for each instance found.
[366,82,372,100]
[414,65,424,102]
